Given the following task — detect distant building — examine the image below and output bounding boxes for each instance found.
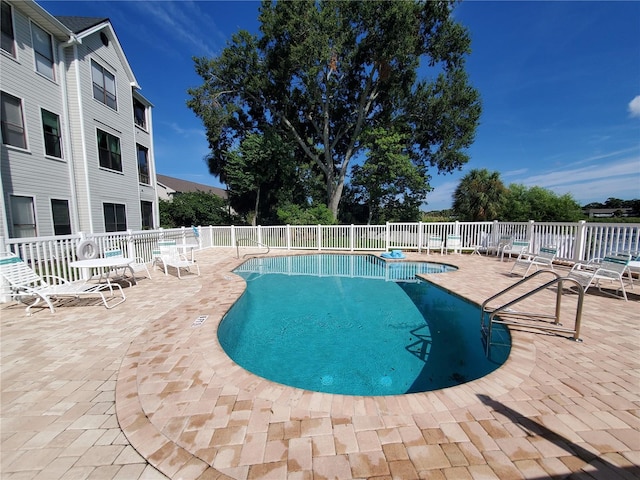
[1,0,158,237]
[156,174,227,202]
[585,208,633,218]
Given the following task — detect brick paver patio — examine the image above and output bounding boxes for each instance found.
[1,248,638,479]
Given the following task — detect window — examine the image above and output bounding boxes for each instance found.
[133,98,146,129]
[51,199,71,235]
[42,109,62,157]
[97,129,122,171]
[31,23,54,80]
[1,91,26,148]
[1,1,15,57]
[91,60,116,109]
[141,201,153,230]
[10,195,36,238]
[137,144,149,184]
[103,203,126,232]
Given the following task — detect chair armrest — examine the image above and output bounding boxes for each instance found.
[570,262,598,273]
[531,255,552,264]
[41,274,73,285]
[515,252,534,262]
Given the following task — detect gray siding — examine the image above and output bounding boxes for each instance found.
[1,4,73,237]
[1,1,158,237]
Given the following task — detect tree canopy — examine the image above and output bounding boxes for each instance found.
[187,0,481,221]
[452,169,584,222]
[159,192,231,228]
[452,169,506,221]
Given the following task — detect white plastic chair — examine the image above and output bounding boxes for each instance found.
[445,235,462,255]
[425,235,443,255]
[104,248,151,283]
[158,245,200,279]
[567,253,631,301]
[487,235,512,257]
[152,240,176,274]
[501,240,530,262]
[510,246,557,277]
[0,252,125,316]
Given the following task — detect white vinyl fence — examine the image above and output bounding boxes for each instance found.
[1,221,638,293]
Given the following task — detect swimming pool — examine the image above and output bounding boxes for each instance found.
[218,254,510,396]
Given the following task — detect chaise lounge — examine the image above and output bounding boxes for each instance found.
[0,252,125,315]
[566,252,631,301]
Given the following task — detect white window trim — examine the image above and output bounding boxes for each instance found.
[137,143,150,185]
[96,127,123,173]
[103,202,127,232]
[41,107,64,160]
[133,98,147,131]
[0,0,17,60]
[29,20,56,82]
[9,194,37,238]
[50,197,72,236]
[1,90,29,152]
[91,59,117,110]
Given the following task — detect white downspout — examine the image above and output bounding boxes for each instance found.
[58,37,81,233]
[71,42,94,233]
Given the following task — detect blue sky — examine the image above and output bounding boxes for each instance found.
[41,0,640,211]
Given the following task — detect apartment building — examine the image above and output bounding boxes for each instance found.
[0,0,158,238]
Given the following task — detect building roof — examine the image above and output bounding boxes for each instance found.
[156,174,227,199]
[55,16,109,34]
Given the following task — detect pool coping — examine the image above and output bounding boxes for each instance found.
[115,251,543,479]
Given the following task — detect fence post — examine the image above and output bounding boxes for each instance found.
[385,222,390,252]
[317,225,322,251]
[286,225,291,250]
[230,225,236,248]
[418,222,423,253]
[574,220,587,262]
[257,225,262,246]
[126,229,135,258]
[350,224,355,252]
[527,220,535,241]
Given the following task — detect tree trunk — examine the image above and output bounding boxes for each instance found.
[327,181,343,219]
[252,186,260,227]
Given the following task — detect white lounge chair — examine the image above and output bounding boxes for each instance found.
[152,240,176,274]
[158,245,200,279]
[487,235,512,257]
[501,240,530,262]
[510,246,557,277]
[445,235,462,255]
[0,252,125,315]
[425,235,443,255]
[104,248,151,283]
[567,253,631,301]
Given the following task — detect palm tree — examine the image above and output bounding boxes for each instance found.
[452,169,506,221]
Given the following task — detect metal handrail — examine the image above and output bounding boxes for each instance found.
[236,238,271,259]
[481,271,585,353]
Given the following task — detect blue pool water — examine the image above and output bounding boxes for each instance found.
[218,254,510,396]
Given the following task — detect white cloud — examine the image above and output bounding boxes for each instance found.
[628,95,640,118]
[502,168,528,178]
[133,1,220,57]
[519,157,639,188]
[425,180,458,209]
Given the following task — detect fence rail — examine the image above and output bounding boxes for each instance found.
[2,221,638,297]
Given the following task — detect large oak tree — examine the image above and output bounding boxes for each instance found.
[188,0,481,218]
